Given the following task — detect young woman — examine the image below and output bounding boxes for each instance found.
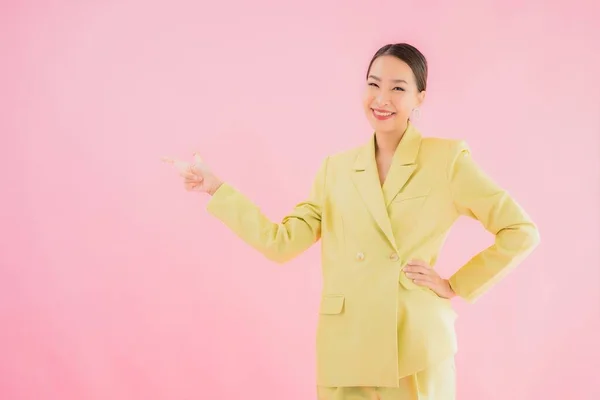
[163,43,540,400]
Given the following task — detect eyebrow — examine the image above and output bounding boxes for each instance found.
[367,75,408,84]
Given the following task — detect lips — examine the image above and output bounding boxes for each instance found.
[372,108,395,120]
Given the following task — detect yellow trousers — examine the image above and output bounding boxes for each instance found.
[316,356,455,400]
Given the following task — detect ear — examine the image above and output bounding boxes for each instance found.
[416,90,426,107]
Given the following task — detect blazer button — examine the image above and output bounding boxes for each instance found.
[389,253,399,262]
[356,252,365,261]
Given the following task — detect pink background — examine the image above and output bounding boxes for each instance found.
[2,1,599,399]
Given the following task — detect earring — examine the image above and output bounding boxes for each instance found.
[410,108,421,121]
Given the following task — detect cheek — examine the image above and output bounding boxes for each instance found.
[362,92,374,106]
[392,96,412,113]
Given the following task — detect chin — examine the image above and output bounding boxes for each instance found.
[369,119,397,133]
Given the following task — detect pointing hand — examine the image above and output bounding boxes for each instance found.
[161,152,223,195]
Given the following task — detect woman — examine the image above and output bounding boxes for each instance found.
[162,43,540,400]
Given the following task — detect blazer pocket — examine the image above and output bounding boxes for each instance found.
[393,189,431,203]
[319,294,345,315]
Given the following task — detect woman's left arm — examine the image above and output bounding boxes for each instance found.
[446,140,541,303]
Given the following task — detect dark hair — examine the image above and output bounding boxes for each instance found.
[366,43,428,92]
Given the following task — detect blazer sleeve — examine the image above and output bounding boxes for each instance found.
[446,141,540,303]
[204,156,329,264]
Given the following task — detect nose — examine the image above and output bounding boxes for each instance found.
[375,91,391,106]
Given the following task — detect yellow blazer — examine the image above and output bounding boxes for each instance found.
[205,122,540,388]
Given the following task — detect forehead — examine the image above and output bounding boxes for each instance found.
[368,55,414,83]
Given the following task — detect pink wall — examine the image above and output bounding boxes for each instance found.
[2,1,599,399]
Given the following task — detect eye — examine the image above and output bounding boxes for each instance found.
[368,82,379,87]
[393,87,405,91]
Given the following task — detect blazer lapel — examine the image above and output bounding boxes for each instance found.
[381,122,421,207]
[352,143,397,250]
[351,122,422,249]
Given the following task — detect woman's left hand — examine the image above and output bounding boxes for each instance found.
[403,260,456,299]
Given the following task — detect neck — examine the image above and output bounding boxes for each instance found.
[374,121,409,156]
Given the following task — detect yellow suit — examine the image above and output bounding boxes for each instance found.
[205,122,540,388]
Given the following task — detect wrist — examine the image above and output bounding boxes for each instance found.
[445,279,457,298]
[207,180,223,196]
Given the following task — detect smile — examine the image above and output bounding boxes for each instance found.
[372,108,396,120]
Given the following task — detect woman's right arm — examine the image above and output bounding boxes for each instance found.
[205,156,329,264]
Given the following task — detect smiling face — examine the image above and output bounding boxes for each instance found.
[363,55,426,134]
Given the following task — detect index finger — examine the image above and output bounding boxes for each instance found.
[407,259,429,267]
[403,265,430,274]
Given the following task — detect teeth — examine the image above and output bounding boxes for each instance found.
[374,110,393,116]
